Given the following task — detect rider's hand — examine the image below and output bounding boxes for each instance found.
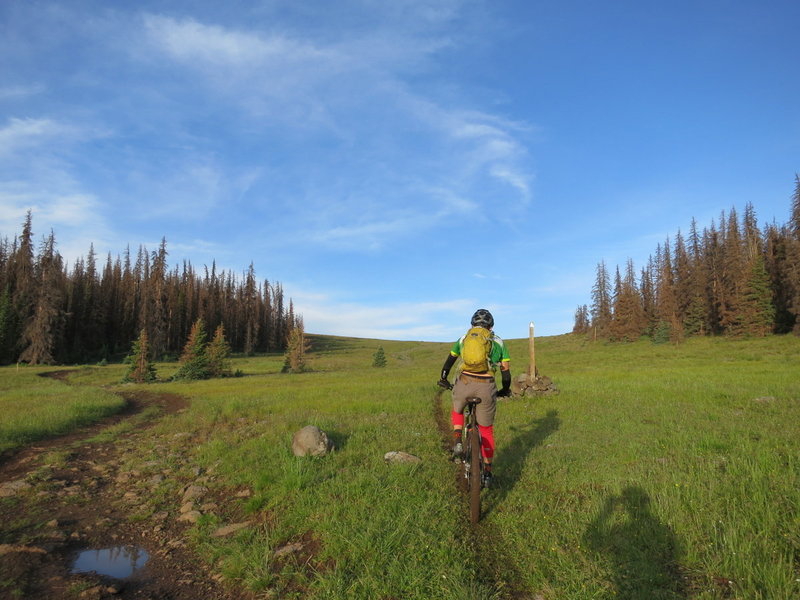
[437,379,452,390]
[497,387,511,398]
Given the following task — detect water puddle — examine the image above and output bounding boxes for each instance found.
[71,546,149,579]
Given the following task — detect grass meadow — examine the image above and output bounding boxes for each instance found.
[1,333,799,599]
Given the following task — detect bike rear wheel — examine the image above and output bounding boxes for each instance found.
[467,422,481,524]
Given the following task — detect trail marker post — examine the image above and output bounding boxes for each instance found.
[527,321,536,382]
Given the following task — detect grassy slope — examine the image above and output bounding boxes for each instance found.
[0,367,125,453]
[1,334,799,599]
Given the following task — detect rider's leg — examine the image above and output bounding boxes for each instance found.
[478,424,494,468]
[451,411,464,447]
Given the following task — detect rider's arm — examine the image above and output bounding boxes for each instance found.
[498,360,511,396]
[440,353,457,382]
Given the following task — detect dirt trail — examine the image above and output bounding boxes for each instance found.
[433,389,538,600]
[0,381,251,600]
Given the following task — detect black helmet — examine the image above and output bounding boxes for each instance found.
[471,309,494,329]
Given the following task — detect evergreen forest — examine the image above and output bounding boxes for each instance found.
[0,212,300,365]
[575,176,800,341]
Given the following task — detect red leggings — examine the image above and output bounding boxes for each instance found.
[451,411,494,460]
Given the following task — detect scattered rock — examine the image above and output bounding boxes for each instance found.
[384,451,422,465]
[181,484,208,502]
[211,521,253,538]
[177,510,202,524]
[291,426,335,457]
[0,479,32,497]
[512,373,559,396]
[273,542,304,557]
[79,586,104,600]
[0,544,47,556]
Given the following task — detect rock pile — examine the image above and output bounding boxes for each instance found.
[511,373,559,397]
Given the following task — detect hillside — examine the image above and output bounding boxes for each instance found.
[1,333,798,599]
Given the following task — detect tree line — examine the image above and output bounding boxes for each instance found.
[574,176,800,341]
[0,212,300,365]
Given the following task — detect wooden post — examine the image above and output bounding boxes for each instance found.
[528,321,536,381]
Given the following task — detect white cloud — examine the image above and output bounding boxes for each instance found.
[490,165,531,200]
[143,14,329,70]
[288,286,476,341]
[0,118,69,156]
[0,84,45,100]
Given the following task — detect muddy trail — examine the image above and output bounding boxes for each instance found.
[0,378,253,600]
[433,389,538,600]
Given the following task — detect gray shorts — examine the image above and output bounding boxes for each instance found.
[452,374,497,427]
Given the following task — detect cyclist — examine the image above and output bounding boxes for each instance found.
[437,309,511,488]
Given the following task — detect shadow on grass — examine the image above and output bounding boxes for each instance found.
[485,409,560,515]
[326,430,351,451]
[584,486,688,599]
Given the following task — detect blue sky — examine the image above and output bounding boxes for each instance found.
[2,1,798,343]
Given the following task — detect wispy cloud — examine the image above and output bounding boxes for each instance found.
[0,84,46,100]
[288,286,477,340]
[0,118,72,156]
[136,10,536,251]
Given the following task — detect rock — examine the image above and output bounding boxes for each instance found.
[273,542,304,557]
[181,484,207,502]
[179,502,195,514]
[0,479,32,497]
[46,519,60,528]
[211,521,252,538]
[384,451,422,465]
[291,426,334,457]
[513,373,559,397]
[753,396,776,404]
[177,510,202,523]
[0,544,47,556]
[235,488,252,498]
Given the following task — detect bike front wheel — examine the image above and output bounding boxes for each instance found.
[467,425,482,524]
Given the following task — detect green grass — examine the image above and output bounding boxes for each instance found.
[0,367,125,453]
[2,334,799,599]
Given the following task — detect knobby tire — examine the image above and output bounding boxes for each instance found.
[468,423,481,524]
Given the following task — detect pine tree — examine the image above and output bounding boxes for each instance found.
[173,318,210,380]
[123,329,157,383]
[242,263,259,355]
[736,256,775,336]
[654,240,682,343]
[590,260,612,337]
[19,232,65,364]
[610,260,646,341]
[787,175,800,333]
[372,346,387,367]
[0,286,14,363]
[763,224,795,333]
[282,319,309,373]
[572,304,590,334]
[206,324,232,378]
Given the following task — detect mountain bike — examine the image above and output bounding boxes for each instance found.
[461,396,484,524]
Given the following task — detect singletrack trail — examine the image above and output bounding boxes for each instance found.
[0,378,250,600]
[433,389,539,600]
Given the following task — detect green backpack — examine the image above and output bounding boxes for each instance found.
[461,326,492,373]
